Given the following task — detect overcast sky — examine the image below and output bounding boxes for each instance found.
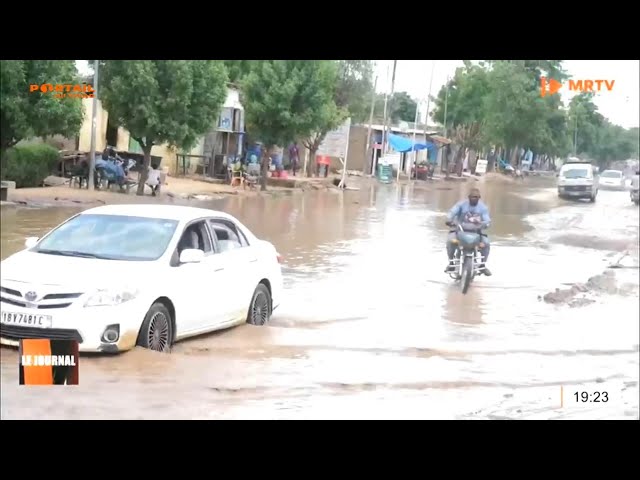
[76,60,639,129]
[374,60,639,129]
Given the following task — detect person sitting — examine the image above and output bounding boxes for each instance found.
[146,163,161,196]
[444,187,492,276]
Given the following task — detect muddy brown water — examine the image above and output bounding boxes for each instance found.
[1,179,639,419]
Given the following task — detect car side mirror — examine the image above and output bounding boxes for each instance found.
[25,237,39,248]
[179,248,204,264]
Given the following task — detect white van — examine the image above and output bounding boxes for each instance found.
[557,160,599,202]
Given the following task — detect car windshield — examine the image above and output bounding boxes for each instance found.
[601,171,621,178]
[32,214,178,261]
[562,168,589,179]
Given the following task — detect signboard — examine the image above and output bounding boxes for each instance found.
[475,159,488,175]
[317,118,351,158]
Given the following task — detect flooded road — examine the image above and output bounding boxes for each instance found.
[1,179,638,419]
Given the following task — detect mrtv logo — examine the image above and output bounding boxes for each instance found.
[540,77,615,97]
[19,339,79,385]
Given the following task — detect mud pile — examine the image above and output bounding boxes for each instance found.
[541,270,636,307]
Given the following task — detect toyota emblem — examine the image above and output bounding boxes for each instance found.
[25,291,38,302]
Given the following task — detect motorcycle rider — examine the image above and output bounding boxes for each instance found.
[444,187,492,276]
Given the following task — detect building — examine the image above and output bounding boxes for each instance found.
[321,123,442,176]
[74,87,244,175]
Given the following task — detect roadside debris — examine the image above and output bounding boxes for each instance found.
[540,270,627,307]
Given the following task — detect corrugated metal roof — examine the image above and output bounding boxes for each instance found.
[429,135,452,144]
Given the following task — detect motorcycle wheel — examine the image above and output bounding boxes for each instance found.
[460,256,473,294]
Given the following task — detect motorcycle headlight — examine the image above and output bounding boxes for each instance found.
[84,288,139,307]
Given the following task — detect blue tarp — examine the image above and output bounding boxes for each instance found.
[388,134,438,155]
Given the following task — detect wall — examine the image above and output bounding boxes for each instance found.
[75,98,182,174]
[78,98,108,153]
[69,89,242,174]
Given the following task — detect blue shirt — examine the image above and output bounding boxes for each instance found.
[447,199,491,229]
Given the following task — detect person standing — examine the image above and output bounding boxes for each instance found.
[289,143,300,176]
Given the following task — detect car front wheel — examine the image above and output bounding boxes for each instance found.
[247,283,272,326]
[136,302,174,352]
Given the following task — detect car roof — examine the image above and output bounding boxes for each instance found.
[601,169,622,173]
[80,204,237,222]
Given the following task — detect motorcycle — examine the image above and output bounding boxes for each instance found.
[446,221,486,294]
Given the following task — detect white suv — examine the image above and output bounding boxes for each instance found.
[557,160,599,202]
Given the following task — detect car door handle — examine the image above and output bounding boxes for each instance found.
[214,267,225,272]
[250,258,258,263]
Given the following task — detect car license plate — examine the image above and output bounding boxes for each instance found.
[568,191,582,195]
[0,311,52,328]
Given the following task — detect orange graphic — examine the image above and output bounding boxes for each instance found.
[540,77,615,97]
[20,339,53,385]
[29,83,94,99]
[19,339,79,385]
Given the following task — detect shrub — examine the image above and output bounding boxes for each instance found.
[1,144,60,188]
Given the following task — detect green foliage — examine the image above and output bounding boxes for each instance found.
[0,60,84,155]
[223,60,258,84]
[241,61,339,188]
[334,60,375,123]
[1,144,60,187]
[390,92,418,123]
[431,63,490,130]
[242,60,338,148]
[98,60,228,194]
[99,60,228,153]
[375,91,418,124]
[483,61,549,149]
[430,60,637,166]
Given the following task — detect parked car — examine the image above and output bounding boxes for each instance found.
[599,169,625,190]
[556,160,599,202]
[0,205,284,353]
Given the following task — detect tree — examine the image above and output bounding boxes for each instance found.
[429,60,635,172]
[374,91,418,124]
[450,123,483,176]
[98,60,228,195]
[242,60,338,190]
[431,63,490,134]
[333,60,375,124]
[301,60,374,177]
[1,60,84,158]
[223,60,258,84]
[482,61,550,164]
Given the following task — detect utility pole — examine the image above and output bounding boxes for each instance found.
[443,76,450,175]
[422,60,436,139]
[410,99,420,179]
[385,60,399,180]
[380,62,391,172]
[364,75,378,176]
[88,60,99,190]
[387,60,397,157]
[420,60,436,175]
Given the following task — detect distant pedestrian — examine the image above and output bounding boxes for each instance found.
[289,143,299,176]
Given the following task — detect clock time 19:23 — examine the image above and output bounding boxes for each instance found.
[574,391,608,402]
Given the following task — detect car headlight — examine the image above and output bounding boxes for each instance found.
[84,288,139,307]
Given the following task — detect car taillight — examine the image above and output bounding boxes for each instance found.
[276,253,284,264]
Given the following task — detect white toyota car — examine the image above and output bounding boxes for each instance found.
[0,205,284,353]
